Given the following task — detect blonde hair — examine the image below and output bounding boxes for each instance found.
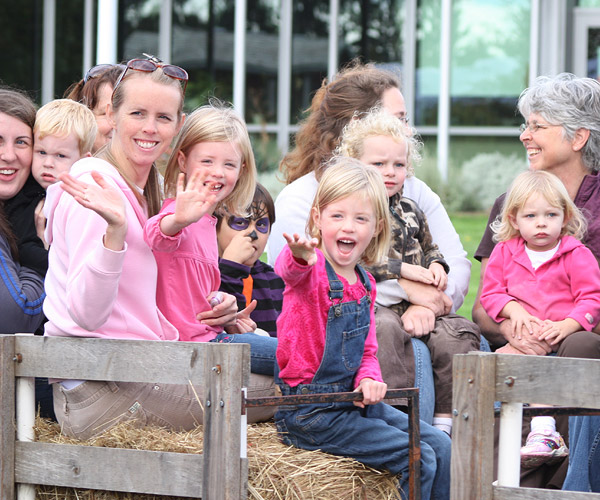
[307,157,391,266]
[163,101,257,214]
[98,69,185,217]
[336,107,421,178]
[492,170,587,242]
[34,99,97,155]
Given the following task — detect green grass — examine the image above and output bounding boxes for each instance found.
[450,212,490,319]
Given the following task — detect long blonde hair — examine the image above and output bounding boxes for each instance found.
[163,102,257,215]
[307,157,391,266]
[492,170,587,242]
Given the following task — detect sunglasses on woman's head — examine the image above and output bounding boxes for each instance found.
[113,54,189,94]
[83,63,127,84]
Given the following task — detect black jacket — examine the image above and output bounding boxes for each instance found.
[4,175,48,277]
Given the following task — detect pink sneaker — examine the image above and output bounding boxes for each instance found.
[520,429,569,468]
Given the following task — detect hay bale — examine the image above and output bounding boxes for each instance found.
[34,418,399,499]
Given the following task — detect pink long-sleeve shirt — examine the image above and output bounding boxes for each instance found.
[43,158,178,341]
[144,198,222,342]
[480,235,600,331]
[275,246,382,388]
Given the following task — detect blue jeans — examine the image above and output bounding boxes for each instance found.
[411,338,435,425]
[562,415,600,492]
[277,399,451,500]
[211,332,276,375]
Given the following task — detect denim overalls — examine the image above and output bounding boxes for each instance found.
[275,260,451,500]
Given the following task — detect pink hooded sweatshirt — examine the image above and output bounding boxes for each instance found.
[43,157,178,341]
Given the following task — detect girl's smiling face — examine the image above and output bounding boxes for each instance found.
[312,192,379,280]
[0,112,33,200]
[178,141,243,212]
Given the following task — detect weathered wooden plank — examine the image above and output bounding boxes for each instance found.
[202,341,247,500]
[0,335,16,500]
[495,354,600,407]
[494,485,600,499]
[15,441,203,497]
[450,352,496,500]
[11,335,248,385]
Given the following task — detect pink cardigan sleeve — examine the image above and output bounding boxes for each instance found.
[143,199,182,252]
[60,187,127,331]
[480,242,515,322]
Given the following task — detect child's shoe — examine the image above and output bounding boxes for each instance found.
[520,429,569,468]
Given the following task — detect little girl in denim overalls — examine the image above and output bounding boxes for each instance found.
[274,158,451,500]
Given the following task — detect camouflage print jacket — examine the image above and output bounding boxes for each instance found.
[366,192,449,316]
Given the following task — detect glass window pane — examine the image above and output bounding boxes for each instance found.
[417,0,530,127]
[246,0,279,125]
[586,28,600,78]
[0,2,42,99]
[290,1,330,124]
[172,0,233,111]
[55,0,86,99]
[339,0,404,64]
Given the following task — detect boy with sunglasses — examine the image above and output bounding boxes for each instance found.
[216,183,284,337]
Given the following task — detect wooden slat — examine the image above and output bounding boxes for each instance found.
[494,485,600,499]
[15,441,203,497]
[0,335,16,500]
[450,352,496,500]
[202,340,247,500]
[495,354,600,407]
[11,335,248,385]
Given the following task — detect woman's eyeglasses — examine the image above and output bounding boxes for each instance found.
[519,122,560,134]
[83,63,127,83]
[113,54,189,94]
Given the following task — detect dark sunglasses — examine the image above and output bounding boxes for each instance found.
[113,54,188,94]
[83,63,127,83]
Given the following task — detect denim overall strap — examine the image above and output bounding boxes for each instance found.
[306,259,372,389]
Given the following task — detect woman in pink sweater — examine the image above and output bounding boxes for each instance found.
[43,55,274,439]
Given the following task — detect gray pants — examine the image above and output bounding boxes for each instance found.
[53,373,276,439]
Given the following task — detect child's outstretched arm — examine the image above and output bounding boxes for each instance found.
[429,261,448,291]
[353,377,387,408]
[538,318,582,346]
[160,171,218,236]
[500,300,543,340]
[282,232,318,266]
[59,171,127,251]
